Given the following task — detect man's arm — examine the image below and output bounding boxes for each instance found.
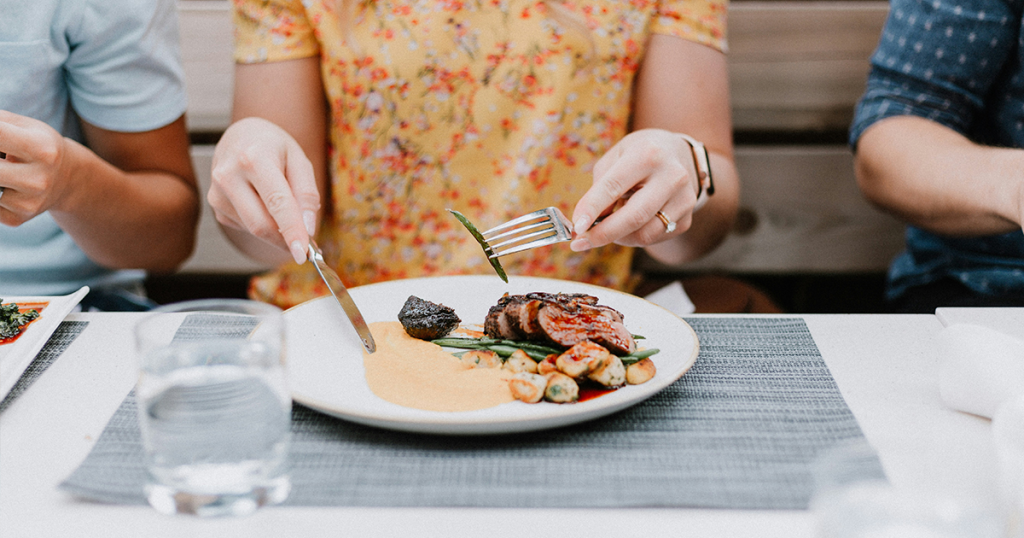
[855,115,1024,236]
[0,111,199,273]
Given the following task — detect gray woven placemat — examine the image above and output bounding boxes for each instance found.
[60,317,884,509]
[0,321,89,414]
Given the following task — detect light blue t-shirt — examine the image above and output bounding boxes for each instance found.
[0,0,188,296]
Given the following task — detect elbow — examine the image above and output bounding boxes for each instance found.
[124,198,201,274]
[155,208,201,273]
[853,149,893,212]
[150,233,198,274]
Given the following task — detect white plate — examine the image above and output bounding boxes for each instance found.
[284,276,698,435]
[0,286,89,401]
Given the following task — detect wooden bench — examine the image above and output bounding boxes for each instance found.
[176,0,901,281]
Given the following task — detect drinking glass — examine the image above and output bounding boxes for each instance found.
[134,299,291,516]
[994,393,1024,537]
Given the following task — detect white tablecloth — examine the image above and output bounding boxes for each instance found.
[0,312,1003,538]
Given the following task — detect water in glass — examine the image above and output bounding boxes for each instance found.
[135,300,291,517]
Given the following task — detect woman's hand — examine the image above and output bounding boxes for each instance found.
[209,117,321,265]
[569,128,701,251]
[0,111,77,226]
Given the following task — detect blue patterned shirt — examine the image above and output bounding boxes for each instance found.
[850,0,1024,300]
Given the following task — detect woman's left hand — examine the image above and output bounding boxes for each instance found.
[569,128,700,251]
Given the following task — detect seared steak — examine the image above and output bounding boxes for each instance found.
[398,295,461,340]
[483,292,636,355]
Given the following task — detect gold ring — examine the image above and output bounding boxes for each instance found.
[655,211,676,233]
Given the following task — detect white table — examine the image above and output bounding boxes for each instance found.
[0,312,1004,537]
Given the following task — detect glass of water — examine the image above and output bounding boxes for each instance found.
[134,299,291,516]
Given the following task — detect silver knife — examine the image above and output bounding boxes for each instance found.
[308,239,376,353]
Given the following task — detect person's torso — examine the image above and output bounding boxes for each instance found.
[0,0,181,295]
[863,0,1024,297]
[252,2,703,305]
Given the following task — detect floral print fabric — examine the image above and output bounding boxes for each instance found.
[234,0,727,309]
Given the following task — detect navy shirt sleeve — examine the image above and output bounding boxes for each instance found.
[850,0,1021,149]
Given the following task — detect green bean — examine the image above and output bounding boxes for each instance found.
[486,344,521,357]
[515,348,551,361]
[431,337,558,362]
[621,348,660,365]
[433,335,658,365]
[430,338,486,347]
[630,348,660,359]
[447,209,508,283]
[495,340,562,355]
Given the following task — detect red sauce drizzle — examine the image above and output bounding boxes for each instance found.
[0,302,48,346]
[578,385,618,402]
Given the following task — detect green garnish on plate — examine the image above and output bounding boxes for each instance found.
[0,300,40,340]
[447,209,509,283]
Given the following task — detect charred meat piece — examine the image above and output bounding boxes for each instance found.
[483,292,636,355]
[398,295,461,340]
[537,301,635,356]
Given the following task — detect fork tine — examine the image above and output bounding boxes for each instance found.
[489,226,558,252]
[481,208,551,236]
[484,220,553,243]
[480,206,574,259]
[490,235,566,258]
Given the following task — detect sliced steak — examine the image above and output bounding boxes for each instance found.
[483,294,515,339]
[535,301,636,355]
[505,296,547,340]
[483,292,636,355]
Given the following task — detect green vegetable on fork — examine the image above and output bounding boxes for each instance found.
[447,209,509,283]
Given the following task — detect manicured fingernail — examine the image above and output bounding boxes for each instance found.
[570,237,592,252]
[303,210,316,236]
[290,240,307,265]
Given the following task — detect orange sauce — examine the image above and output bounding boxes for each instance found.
[363,322,514,412]
[0,301,47,346]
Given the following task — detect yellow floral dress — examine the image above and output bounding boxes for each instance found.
[234,0,727,309]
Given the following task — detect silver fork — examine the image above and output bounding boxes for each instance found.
[482,206,574,259]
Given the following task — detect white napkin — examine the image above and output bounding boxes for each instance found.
[643,281,696,316]
[937,323,1024,419]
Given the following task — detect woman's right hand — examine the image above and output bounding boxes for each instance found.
[209,117,321,265]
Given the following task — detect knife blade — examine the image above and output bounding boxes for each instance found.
[308,240,376,353]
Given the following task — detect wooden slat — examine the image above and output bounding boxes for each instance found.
[641,145,905,274]
[179,2,234,132]
[728,1,887,60]
[729,2,888,131]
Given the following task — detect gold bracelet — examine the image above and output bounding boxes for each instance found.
[678,133,714,210]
